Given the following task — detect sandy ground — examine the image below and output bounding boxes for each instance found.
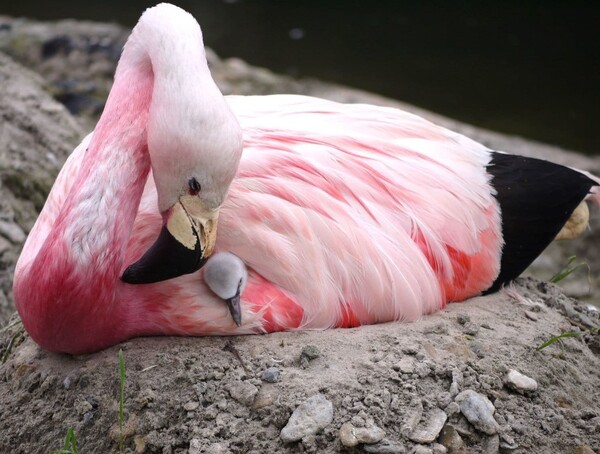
[0,15,599,454]
[1,278,599,453]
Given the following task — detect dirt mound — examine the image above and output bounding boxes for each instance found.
[1,278,599,453]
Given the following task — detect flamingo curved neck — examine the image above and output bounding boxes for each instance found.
[13,5,214,353]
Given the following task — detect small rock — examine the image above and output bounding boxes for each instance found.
[455,390,499,435]
[253,387,278,409]
[432,443,448,454]
[456,314,470,325]
[462,322,480,336]
[363,441,407,454]
[280,394,333,443]
[301,345,320,360]
[438,424,465,453]
[481,434,500,454]
[425,322,448,334]
[449,368,463,396]
[413,445,433,454]
[394,357,415,374]
[227,381,258,406]
[300,345,320,368]
[524,310,539,321]
[183,401,199,411]
[444,402,460,417]
[499,433,519,450]
[134,435,145,454]
[401,343,420,355]
[339,421,385,447]
[409,408,447,443]
[414,362,431,378]
[505,370,538,393]
[260,367,280,383]
[75,398,93,415]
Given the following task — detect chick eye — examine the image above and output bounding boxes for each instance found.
[188,177,201,195]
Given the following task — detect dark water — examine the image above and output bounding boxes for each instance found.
[3,0,599,154]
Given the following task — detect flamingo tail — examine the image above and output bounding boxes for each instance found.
[485,151,599,293]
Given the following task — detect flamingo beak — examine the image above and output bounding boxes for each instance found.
[121,196,219,284]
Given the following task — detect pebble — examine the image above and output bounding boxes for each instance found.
[253,387,278,409]
[524,310,539,321]
[339,421,385,447]
[408,408,447,443]
[301,345,320,360]
[481,434,500,454]
[444,402,460,417]
[401,343,420,355]
[394,357,416,374]
[456,314,470,325]
[455,390,499,435]
[449,368,463,396]
[438,424,465,453]
[505,369,538,393]
[227,381,258,407]
[462,322,480,336]
[499,433,519,450]
[260,367,280,383]
[413,446,433,454]
[300,345,320,368]
[280,394,333,443]
[183,401,199,411]
[363,441,407,454]
[432,443,448,454]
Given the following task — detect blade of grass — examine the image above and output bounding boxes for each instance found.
[550,255,588,283]
[536,332,582,351]
[52,427,78,454]
[119,349,126,453]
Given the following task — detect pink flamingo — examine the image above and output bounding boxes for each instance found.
[13,4,600,354]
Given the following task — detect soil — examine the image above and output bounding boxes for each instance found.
[1,278,599,453]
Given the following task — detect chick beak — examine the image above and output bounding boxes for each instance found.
[226,292,242,327]
[122,195,219,284]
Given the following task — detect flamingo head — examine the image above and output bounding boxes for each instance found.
[122,80,243,284]
[203,251,248,326]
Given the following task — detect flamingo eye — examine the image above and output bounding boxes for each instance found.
[188,177,201,195]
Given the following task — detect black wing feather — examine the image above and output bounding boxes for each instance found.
[485,152,595,293]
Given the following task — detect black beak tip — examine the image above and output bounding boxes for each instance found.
[121,225,207,284]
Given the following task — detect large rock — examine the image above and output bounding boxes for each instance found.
[0,50,83,323]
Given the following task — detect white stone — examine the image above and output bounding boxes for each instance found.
[339,421,385,447]
[455,390,499,435]
[505,369,538,393]
[280,394,334,443]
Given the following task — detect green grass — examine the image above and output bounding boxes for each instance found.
[536,332,582,351]
[52,427,78,454]
[550,255,589,283]
[119,349,126,453]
